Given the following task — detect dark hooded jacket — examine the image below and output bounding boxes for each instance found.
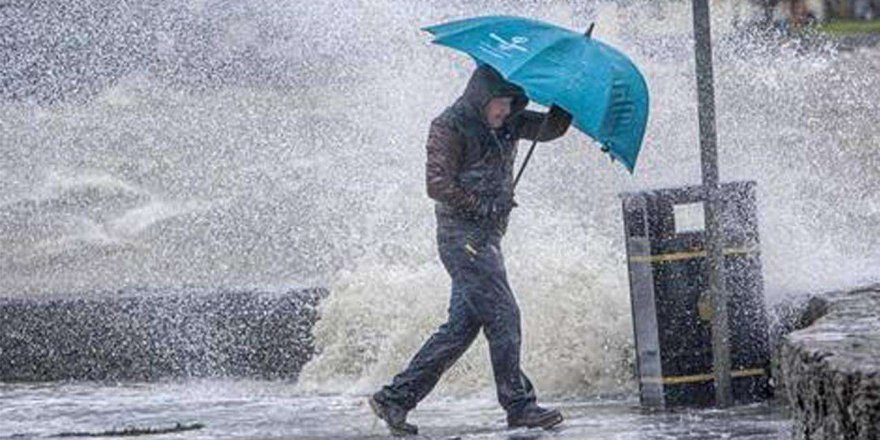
[425,65,571,234]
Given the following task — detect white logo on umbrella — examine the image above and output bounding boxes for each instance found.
[489,33,529,52]
[478,33,529,59]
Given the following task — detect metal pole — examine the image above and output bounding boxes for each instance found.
[691,0,732,407]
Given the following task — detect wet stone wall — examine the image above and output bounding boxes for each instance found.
[0,287,327,382]
[779,284,880,440]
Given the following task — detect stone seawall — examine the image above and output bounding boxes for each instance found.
[778,284,880,440]
[0,287,327,382]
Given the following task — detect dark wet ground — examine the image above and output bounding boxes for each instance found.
[0,379,791,439]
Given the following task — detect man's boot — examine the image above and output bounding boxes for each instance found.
[368,392,419,437]
[507,404,564,429]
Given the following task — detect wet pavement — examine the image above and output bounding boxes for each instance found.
[0,379,791,439]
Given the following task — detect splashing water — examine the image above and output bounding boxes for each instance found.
[1,0,878,400]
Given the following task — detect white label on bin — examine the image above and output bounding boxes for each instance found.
[674,202,705,233]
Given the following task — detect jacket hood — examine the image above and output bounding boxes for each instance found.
[455,65,529,127]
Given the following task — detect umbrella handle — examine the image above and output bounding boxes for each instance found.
[513,110,552,190]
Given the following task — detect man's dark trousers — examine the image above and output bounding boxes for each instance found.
[378,216,536,414]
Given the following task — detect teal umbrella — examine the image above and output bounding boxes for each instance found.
[423,15,649,173]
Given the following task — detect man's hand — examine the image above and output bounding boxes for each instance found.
[476,194,518,221]
[549,104,572,119]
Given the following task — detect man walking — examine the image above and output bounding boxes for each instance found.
[369,65,572,436]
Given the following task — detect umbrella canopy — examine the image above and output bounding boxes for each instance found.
[423,15,649,172]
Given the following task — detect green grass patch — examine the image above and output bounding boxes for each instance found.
[819,19,880,35]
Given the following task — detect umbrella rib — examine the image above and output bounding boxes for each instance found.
[503,36,581,104]
[423,16,521,39]
[424,22,492,38]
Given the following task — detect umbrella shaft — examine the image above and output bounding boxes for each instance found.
[513,111,551,190]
